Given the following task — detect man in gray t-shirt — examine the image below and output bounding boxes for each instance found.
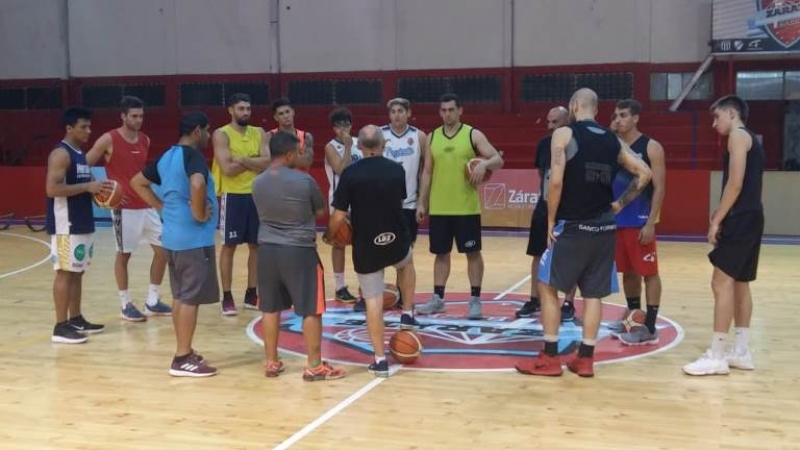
[251,131,345,381]
[253,165,325,247]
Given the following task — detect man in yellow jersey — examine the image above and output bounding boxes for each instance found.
[212,93,271,315]
[416,93,504,320]
[263,98,314,170]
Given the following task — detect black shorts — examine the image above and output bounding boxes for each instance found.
[538,214,618,298]
[220,193,259,245]
[257,244,325,316]
[429,214,482,254]
[526,200,548,257]
[168,246,220,305]
[403,209,419,244]
[708,210,764,282]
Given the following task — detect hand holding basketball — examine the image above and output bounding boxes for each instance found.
[93,179,123,208]
[323,217,352,247]
[465,157,492,185]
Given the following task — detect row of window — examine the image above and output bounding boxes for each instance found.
[735,71,800,101]
[0,73,634,110]
[4,70,794,110]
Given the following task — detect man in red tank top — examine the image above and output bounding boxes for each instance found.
[87,96,172,321]
[264,98,315,170]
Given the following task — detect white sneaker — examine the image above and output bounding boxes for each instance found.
[683,350,730,376]
[725,349,755,370]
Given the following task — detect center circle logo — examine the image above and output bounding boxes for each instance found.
[246,292,683,371]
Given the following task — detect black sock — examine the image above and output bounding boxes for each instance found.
[245,287,257,299]
[56,320,69,328]
[645,304,659,334]
[626,296,641,310]
[470,286,481,298]
[68,314,82,322]
[223,291,233,300]
[434,285,445,299]
[544,341,558,357]
[578,342,594,358]
[529,295,540,307]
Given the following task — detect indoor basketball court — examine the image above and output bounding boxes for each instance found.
[2,0,800,448]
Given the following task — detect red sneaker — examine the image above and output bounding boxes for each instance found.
[566,354,594,377]
[264,360,285,377]
[303,361,346,381]
[169,353,217,377]
[515,353,563,376]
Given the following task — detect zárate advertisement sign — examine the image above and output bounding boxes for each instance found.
[480,169,540,228]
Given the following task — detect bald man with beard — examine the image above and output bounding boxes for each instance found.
[515,89,651,378]
[516,107,578,320]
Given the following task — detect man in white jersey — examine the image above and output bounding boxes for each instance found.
[324,107,362,306]
[381,98,428,321]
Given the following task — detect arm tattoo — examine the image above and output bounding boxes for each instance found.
[616,174,644,209]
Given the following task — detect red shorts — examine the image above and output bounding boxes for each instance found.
[615,228,658,276]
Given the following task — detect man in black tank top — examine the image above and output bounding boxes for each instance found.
[515,89,652,378]
[684,95,764,377]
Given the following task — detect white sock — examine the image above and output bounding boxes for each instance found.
[403,310,413,317]
[734,327,750,353]
[544,334,558,343]
[582,339,596,346]
[711,332,727,359]
[146,284,160,306]
[375,355,386,363]
[119,290,131,309]
[334,273,346,291]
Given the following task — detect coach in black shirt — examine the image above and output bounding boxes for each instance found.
[326,125,419,377]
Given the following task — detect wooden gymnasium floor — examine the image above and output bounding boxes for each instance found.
[0,227,798,450]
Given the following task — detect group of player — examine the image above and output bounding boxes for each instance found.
[44,85,762,379]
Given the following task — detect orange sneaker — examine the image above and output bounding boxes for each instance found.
[515,353,563,376]
[303,361,346,381]
[264,360,285,377]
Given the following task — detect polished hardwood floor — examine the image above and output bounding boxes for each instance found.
[0,228,797,449]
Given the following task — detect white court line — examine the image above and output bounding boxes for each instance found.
[0,232,51,280]
[271,274,532,450]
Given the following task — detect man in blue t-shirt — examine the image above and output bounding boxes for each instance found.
[131,112,220,378]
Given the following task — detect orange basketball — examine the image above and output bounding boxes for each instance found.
[383,283,400,310]
[93,179,124,209]
[621,309,646,333]
[389,330,423,364]
[464,157,493,184]
[326,217,352,247]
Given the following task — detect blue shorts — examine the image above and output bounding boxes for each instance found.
[219,193,259,245]
[538,212,619,298]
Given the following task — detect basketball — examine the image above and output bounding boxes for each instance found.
[326,217,352,247]
[383,283,400,310]
[389,330,423,364]
[620,309,646,333]
[464,157,493,184]
[93,179,124,209]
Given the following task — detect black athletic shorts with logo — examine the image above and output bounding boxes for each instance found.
[403,209,419,244]
[526,200,548,257]
[538,212,619,298]
[429,214,482,254]
[708,210,764,282]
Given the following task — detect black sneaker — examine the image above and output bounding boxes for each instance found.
[336,287,358,304]
[243,291,259,310]
[367,359,390,377]
[52,322,88,344]
[353,298,366,313]
[561,302,576,322]
[68,315,105,334]
[400,313,420,330]
[515,301,541,318]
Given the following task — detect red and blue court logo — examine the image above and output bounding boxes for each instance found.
[246,292,683,371]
